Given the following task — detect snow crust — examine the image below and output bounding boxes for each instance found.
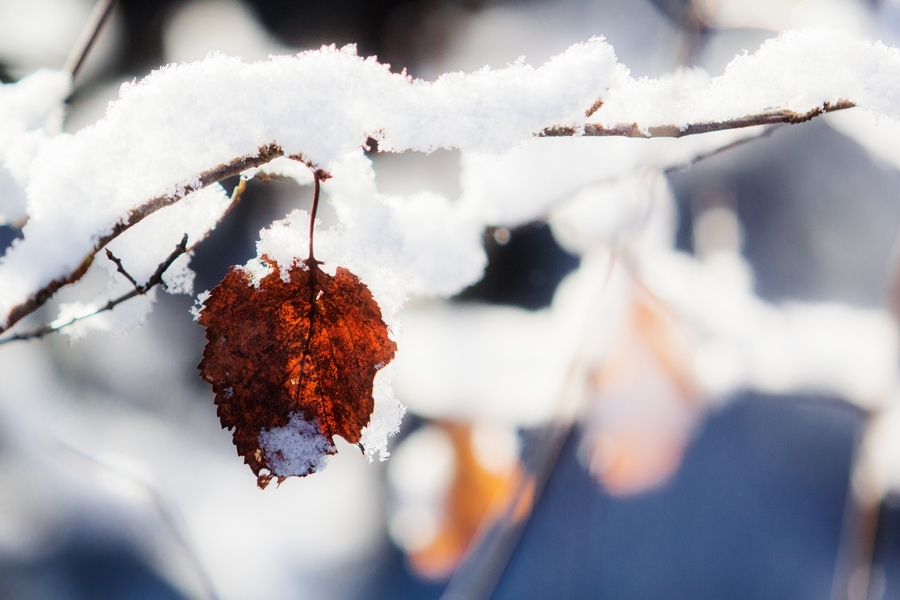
[360,364,406,461]
[0,39,619,327]
[593,29,900,130]
[258,413,336,478]
[0,69,70,225]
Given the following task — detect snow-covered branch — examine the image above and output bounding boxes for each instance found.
[0,40,618,333]
[3,28,900,460]
[542,99,856,138]
[3,29,899,337]
[0,233,189,344]
[0,144,281,335]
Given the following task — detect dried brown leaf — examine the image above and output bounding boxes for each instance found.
[198,257,396,488]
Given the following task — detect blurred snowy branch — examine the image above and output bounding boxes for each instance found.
[542,99,856,138]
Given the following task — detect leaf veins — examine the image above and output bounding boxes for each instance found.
[198,257,396,488]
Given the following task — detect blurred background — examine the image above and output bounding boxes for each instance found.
[2,0,900,598]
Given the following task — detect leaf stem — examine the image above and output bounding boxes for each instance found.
[308,172,321,263]
[298,172,325,419]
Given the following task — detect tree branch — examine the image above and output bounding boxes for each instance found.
[0,234,188,345]
[63,0,118,79]
[0,143,285,336]
[0,177,253,345]
[541,99,856,138]
[0,98,858,337]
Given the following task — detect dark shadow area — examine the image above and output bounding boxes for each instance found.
[488,393,861,600]
[874,495,900,598]
[669,119,900,307]
[0,536,186,600]
[0,224,22,255]
[188,176,312,292]
[362,393,863,599]
[454,223,580,310]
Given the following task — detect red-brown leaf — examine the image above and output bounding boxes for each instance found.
[198,257,396,488]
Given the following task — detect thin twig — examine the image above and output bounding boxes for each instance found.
[541,100,856,139]
[143,233,189,291]
[63,0,118,79]
[441,253,618,600]
[0,143,285,336]
[829,419,883,600]
[0,234,187,345]
[664,123,784,174]
[0,177,252,345]
[105,248,140,290]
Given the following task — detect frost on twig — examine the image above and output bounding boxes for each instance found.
[541,99,856,138]
[0,233,188,345]
[0,144,282,335]
[0,177,248,344]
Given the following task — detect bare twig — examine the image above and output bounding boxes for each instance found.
[0,143,285,336]
[0,234,188,345]
[139,233,189,292]
[664,123,784,173]
[440,423,571,600]
[541,100,856,139]
[0,176,252,345]
[63,0,118,79]
[829,423,882,600]
[105,248,140,291]
[441,254,618,600]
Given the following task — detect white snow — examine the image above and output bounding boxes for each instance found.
[0,38,620,328]
[593,29,900,131]
[0,69,70,225]
[359,364,406,461]
[258,413,336,478]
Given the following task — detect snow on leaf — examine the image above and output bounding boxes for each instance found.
[198,256,397,488]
